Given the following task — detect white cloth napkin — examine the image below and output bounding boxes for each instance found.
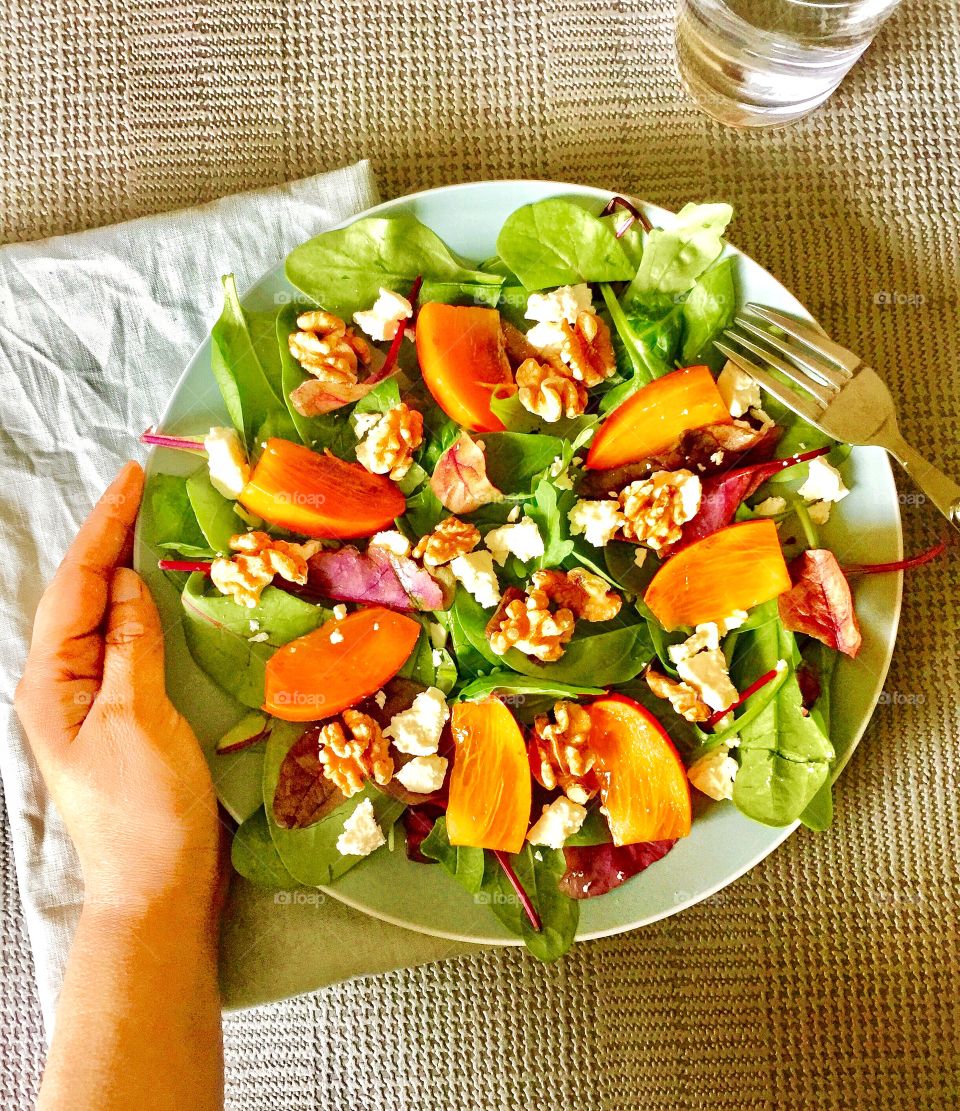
[0,161,383,1031]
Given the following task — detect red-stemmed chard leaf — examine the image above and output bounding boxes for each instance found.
[493,850,542,932]
[778,549,862,657]
[430,432,502,514]
[159,559,212,574]
[599,195,653,235]
[704,667,782,729]
[844,539,949,575]
[140,428,206,452]
[670,446,831,553]
[305,545,444,611]
[559,840,676,900]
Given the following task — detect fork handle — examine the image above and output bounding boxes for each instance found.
[880,432,960,529]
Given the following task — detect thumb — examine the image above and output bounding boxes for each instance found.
[101,568,166,699]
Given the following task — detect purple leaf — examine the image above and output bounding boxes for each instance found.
[778,549,862,657]
[559,840,676,899]
[306,545,444,611]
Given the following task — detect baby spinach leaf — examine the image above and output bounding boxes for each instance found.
[451,590,503,666]
[496,198,635,291]
[525,480,576,569]
[420,816,486,893]
[488,845,579,962]
[401,485,445,537]
[457,672,603,701]
[185,468,247,555]
[180,574,328,708]
[489,390,541,433]
[681,256,736,364]
[285,213,502,319]
[731,620,835,827]
[624,202,733,302]
[149,473,209,554]
[231,807,298,889]
[604,541,658,596]
[502,622,654,687]
[263,721,405,886]
[482,431,564,495]
[419,278,504,307]
[211,275,293,448]
[276,301,358,455]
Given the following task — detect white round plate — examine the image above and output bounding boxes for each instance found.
[135,181,903,945]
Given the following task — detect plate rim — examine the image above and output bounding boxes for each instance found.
[138,177,904,947]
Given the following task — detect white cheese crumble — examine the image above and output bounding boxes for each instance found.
[247,631,269,644]
[352,287,413,342]
[426,620,448,650]
[328,629,344,645]
[507,505,521,523]
[568,498,626,547]
[717,363,762,418]
[753,495,787,517]
[336,798,386,857]
[687,746,738,801]
[807,500,832,526]
[373,690,387,710]
[384,686,450,755]
[526,796,587,849]
[449,550,501,609]
[204,426,250,499]
[798,457,849,504]
[370,529,412,557]
[332,604,348,620]
[352,411,382,439]
[395,754,449,794]
[634,548,648,569]
[483,516,545,566]
[525,283,593,326]
[676,648,739,712]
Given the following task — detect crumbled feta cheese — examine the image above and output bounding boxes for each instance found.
[687,746,738,801]
[754,495,787,517]
[669,623,721,664]
[525,283,594,326]
[807,500,832,526]
[336,798,386,857]
[395,754,448,795]
[526,796,587,849]
[507,505,521,523]
[449,550,501,609]
[548,455,575,490]
[370,529,412,557]
[634,548,648,569]
[717,363,762,418]
[247,631,269,644]
[677,648,739,712]
[204,426,250,499]
[352,287,413,342]
[710,450,725,466]
[718,610,748,634]
[431,649,442,667]
[426,621,448,650]
[798,457,849,503]
[373,690,387,710]
[483,516,545,567]
[332,604,348,620]
[329,629,344,645]
[385,686,450,755]
[249,619,260,632]
[352,411,382,439]
[568,498,626,547]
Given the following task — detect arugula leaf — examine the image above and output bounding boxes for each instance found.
[623,202,733,302]
[451,590,503,666]
[210,275,294,448]
[420,816,486,892]
[457,672,603,701]
[487,845,579,962]
[148,474,210,555]
[731,620,835,826]
[525,480,576,569]
[285,214,502,319]
[482,432,564,495]
[185,468,248,555]
[263,721,405,886]
[180,574,328,708]
[681,256,736,364]
[496,198,635,290]
[231,806,298,889]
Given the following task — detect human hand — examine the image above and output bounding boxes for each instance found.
[15,462,221,920]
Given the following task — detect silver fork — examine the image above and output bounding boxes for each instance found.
[716,304,960,530]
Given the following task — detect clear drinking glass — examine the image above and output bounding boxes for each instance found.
[675,0,902,127]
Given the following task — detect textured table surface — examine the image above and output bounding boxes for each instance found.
[2,2,959,1108]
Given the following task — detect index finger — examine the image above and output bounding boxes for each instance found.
[28,462,145,666]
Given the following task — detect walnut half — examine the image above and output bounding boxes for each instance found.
[318,710,394,798]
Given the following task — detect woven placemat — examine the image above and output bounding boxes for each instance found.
[2,1,958,1108]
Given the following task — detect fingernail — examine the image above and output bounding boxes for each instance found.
[112,567,143,603]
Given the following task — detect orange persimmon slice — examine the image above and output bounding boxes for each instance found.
[586,365,732,471]
[263,606,420,722]
[644,519,791,631]
[239,438,405,539]
[416,303,512,433]
[446,698,531,853]
[585,694,691,845]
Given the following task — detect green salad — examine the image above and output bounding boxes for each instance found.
[144,195,871,961]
